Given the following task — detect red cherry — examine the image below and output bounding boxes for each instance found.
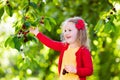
[112,7,116,12]
[24,37,28,42]
[24,31,29,35]
[22,58,25,60]
[19,29,23,33]
[6,1,9,4]
[22,25,26,29]
[25,16,29,19]
[18,32,21,35]
[18,36,21,38]
[24,32,27,35]
[7,4,10,7]
[110,12,113,14]
[107,17,110,20]
[20,48,23,51]
[41,16,44,20]
[40,20,44,24]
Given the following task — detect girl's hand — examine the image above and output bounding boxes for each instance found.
[30,27,39,36]
[64,65,77,74]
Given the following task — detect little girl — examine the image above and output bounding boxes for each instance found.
[30,17,93,80]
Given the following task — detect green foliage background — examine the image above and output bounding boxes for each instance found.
[0,0,120,80]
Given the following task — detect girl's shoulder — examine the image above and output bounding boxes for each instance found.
[62,42,69,49]
[76,46,90,55]
[80,46,90,51]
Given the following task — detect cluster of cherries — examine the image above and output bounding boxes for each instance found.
[62,69,68,75]
[17,24,29,42]
[39,16,44,24]
[17,16,45,42]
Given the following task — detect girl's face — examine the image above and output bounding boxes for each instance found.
[62,22,78,44]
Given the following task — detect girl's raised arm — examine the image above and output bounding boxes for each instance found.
[30,27,63,51]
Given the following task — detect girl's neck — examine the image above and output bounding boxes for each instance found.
[69,43,80,48]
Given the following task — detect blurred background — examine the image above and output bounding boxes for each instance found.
[0,0,120,80]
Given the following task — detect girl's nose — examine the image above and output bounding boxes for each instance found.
[64,32,69,36]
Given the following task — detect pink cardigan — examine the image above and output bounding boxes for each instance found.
[36,32,93,80]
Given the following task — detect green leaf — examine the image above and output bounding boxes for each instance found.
[5,36,22,51]
[4,36,15,48]
[27,33,37,42]
[104,22,115,33]
[32,18,41,26]
[111,22,116,32]
[13,36,22,51]
[0,7,4,19]
[104,22,111,33]
[53,0,59,5]
[43,17,56,32]
[47,17,56,25]
[94,19,104,32]
[109,15,114,22]
[38,2,45,12]
[24,21,31,28]
[30,2,37,9]
[44,18,52,32]
[5,5,13,17]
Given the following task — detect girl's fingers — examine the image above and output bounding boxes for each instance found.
[64,65,76,73]
[29,27,39,36]
[64,65,71,72]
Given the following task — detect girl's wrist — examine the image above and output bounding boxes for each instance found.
[73,68,77,73]
[34,31,39,36]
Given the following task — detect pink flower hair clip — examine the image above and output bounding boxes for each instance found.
[75,19,85,30]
